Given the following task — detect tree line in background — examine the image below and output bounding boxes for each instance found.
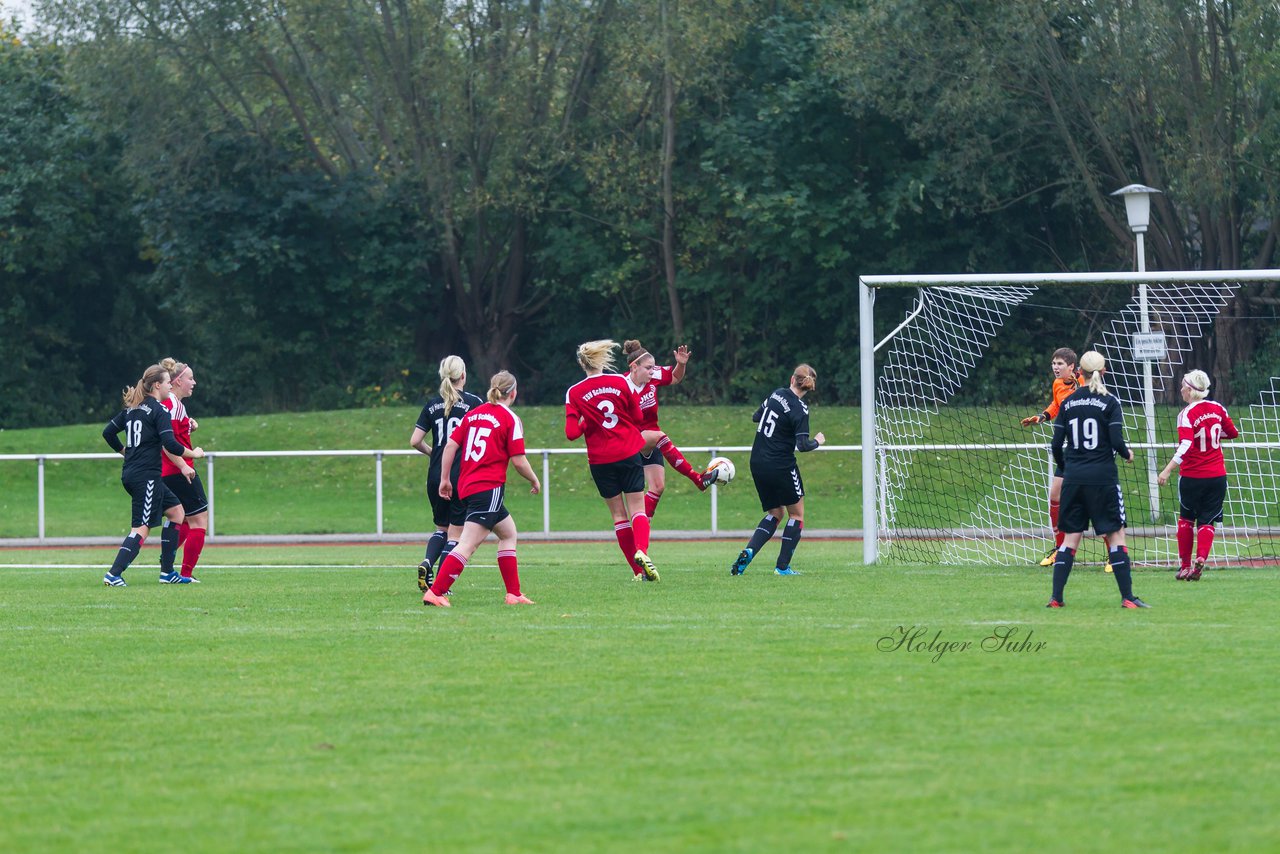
[4,0,1280,428]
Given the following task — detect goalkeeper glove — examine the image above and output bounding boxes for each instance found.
[1020,415,1041,427]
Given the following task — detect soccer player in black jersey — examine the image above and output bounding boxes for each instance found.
[101,364,205,586]
[731,364,826,576]
[1047,351,1148,609]
[410,355,485,592]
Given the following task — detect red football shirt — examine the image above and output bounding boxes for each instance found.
[448,402,526,499]
[1174,399,1238,478]
[626,365,675,431]
[565,373,645,464]
[160,395,193,478]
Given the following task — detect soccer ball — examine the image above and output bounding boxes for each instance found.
[704,456,735,484]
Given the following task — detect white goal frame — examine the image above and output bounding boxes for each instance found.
[859,269,1280,565]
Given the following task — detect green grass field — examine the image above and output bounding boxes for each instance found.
[2,541,1277,852]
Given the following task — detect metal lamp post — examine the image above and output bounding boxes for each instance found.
[1111,183,1163,520]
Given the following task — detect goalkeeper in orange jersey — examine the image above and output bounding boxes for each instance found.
[1021,347,1115,570]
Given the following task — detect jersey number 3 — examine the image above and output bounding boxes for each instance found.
[596,400,619,429]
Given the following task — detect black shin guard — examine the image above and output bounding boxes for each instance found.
[1052,547,1076,602]
[1109,545,1134,600]
[775,519,804,570]
[110,532,144,576]
[746,515,780,554]
[423,530,447,568]
[160,520,180,573]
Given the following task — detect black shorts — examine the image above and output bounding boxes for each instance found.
[162,472,209,516]
[589,455,645,499]
[1178,475,1227,526]
[1058,481,1126,536]
[427,471,467,528]
[123,477,182,528]
[751,462,804,512]
[461,486,511,530]
[639,447,664,468]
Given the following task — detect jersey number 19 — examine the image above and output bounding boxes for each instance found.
[1067,418,1099,450]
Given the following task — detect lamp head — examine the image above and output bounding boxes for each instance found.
[1110,184,1162,233]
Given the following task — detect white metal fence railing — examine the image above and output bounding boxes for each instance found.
[0,445,862,542]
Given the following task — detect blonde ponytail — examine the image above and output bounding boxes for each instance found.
[438,355,466,412]
[122,364,169,408]
[1079,350,1109,396]
[487,371,517,404]
[577,339,619,374]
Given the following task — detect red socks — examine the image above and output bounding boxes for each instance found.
[1176,518,1194,568]
[615,522,643,575]
[630,512,651,554]
[645,491,661,517]
[657,437,703,488]
[180,527,206,577]
[1050,499,1063,548]
[1196,524,1215,561]
[431,551,468,595]
[497,549,521,596]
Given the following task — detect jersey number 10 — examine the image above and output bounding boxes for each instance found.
[1194,423,1223,452]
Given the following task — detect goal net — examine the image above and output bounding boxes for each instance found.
[857,271,1280,568]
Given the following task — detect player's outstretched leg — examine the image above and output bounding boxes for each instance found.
[656,437,708,491]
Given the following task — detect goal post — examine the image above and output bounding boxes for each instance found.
[859,269,1280,567]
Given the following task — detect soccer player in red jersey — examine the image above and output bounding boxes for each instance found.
[422,371,541,607]
[1157,369,1239,580]
[1021,347,1115,570]
[158,357,209,581]
[565,339,661,581]
[410,355,484,592]
[621,339,719,517]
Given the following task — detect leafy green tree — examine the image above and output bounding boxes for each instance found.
[824,0,1280,398]
[0,28,156,427]
[49,0,625,383]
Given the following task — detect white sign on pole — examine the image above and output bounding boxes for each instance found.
[1132,331,1167,361]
